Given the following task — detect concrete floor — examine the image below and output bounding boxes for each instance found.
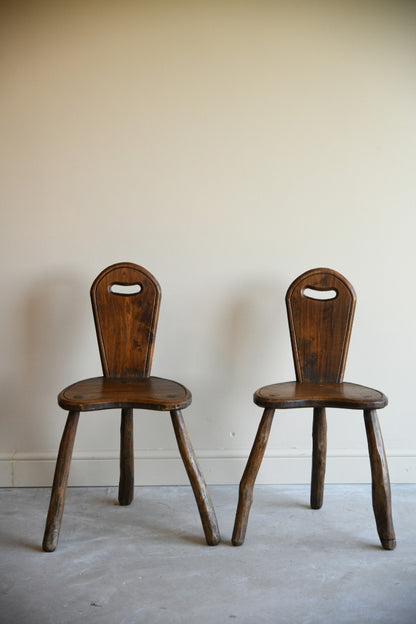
[1,484,415,624]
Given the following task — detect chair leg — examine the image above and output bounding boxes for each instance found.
[232,408,275,546]
[119,408,134,506]
[42,411,80,552]
[310,407,327,509]
[364,409,396,550]
[170,410,220,546]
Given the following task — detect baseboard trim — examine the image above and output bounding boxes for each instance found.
[1,449,415,487]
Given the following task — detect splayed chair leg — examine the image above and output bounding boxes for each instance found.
[42,411,80,552]
[119,408,134,506]
[310,407,327,509]
[170,409,220,545]
[232,408,275,546]
[364,409,396,550]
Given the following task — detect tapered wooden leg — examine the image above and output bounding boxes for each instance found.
[42,411,80,552]
[119,408,134,506]
[310,407,327,509]
[232,408,275,546]
[170,410,220,546]
[364,409,396,550]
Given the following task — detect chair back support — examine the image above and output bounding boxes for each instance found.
[286,268,356,383]
[91,263,161,378]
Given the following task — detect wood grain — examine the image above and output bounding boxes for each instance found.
[171,410,221,546]
[119,408,134,506]
[91,262,161,378]
[254,381,387,410]
[286,268,356,383]
[232,408,275,546]
[42,411,79,552]
[232,268,395,549]
[43,263,219,551]
[58,376,192,412]
[364,409,396,550]
[310,407,327,510]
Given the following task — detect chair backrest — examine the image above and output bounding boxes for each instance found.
[90,262,161,378]
[286,268,356,383]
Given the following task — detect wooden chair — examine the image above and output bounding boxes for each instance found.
[42,262,220,551]
[232,268,396,550]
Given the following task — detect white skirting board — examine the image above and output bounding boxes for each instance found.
[1,449,415,487]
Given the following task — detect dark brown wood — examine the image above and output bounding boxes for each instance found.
[44,263,219,550]
[58,376,192,412]
[42,411,79,552]
[310,407,327,509]
[119,408,134,506]
[232,408,275,546]
[286,268,356,383]
[254,382,387,410]
[91,263,161,378]
[364,409,396,550]
[233,268,395,549]
[170,410,220,546]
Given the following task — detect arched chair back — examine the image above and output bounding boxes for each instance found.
[286,268,357,383]
[91,262,161,378]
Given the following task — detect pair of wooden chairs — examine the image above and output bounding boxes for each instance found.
[42,263,396,552]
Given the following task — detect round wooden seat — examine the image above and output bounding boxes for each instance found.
[254,381,387,410]
[59,376,192,412]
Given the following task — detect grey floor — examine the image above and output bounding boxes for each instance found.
[1,484,415,624]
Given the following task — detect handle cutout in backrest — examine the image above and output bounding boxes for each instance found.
[109,283,142,296]
[302,287,337,301]
[91,262,161,378]
[286,268,357,383]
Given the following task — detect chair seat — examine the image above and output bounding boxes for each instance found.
[254,381,388,410]
[58,376,192,412]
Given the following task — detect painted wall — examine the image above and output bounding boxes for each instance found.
[1,0,415,486]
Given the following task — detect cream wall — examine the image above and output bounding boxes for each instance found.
[1,0,415,486]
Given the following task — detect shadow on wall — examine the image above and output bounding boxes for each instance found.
[185,277,293,441]
[1,272,92,451]
[223,278,291,388]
